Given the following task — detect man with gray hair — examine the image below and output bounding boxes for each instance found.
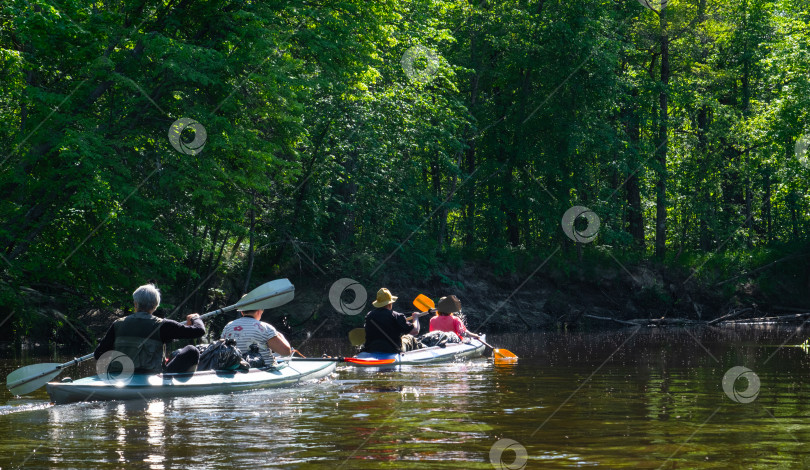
[95,283,206,374]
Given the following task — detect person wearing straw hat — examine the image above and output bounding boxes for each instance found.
[363,287,426,353]
[429,295,481,342]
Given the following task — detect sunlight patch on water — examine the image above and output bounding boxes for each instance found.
[502,405,546,414]
[0,401,52,416]
[536,450,599,466]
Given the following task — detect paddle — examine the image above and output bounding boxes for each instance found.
[348,328,366,347]
[412,295,518,361]
[477,338,518,361]
[413,294,435,314]
[6,354,95,396]
[278,356,397,365]
[347,315,423,347]
[348,295,430,347]
[6,279,296,396]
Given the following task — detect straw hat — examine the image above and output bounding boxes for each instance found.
[437,295,461,314]
[372,288,398,308]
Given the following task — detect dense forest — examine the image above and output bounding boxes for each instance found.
[2,0,810,342]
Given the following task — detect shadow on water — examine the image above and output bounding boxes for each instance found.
[1,326,810,468]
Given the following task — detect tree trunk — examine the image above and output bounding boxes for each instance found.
[655,8,670,258]
[243,192,256,294]
[196,224,222,310]
[440,152,462,248]
[335,150,358,246]
[464,33,480,249]
[741,0,753,248]
[763,166,772,242]
[432,156,443,244]
[292,122,331,223]
[790,191,799,240]
[623,88,644,249]
[697,106,712,251]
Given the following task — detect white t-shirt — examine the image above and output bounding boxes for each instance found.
[221,316,279,364]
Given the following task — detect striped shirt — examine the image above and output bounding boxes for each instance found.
[221,316,279,364]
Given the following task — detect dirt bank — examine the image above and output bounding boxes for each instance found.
[5,257,810,352]
[281,255,810,342]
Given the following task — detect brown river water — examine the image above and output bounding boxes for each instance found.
[1,326,810,469]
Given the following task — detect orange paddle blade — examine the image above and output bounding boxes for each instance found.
[493,348,518,361]
[413,294,435,312]
[344,357,397,365]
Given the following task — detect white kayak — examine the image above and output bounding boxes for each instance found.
[45,359,336,405]
[349,336,487,368]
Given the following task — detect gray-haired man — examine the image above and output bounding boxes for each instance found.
[95,283,206,374]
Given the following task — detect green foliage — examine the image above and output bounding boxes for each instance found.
[2,0,810,333]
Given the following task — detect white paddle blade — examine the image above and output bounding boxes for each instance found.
[6,363,63,395]
[235,279,295,311]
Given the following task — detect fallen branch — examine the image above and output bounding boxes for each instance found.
[720,312,810,324]
[583,314,640,326]
[645,317,701,326]
[707,307,752,325]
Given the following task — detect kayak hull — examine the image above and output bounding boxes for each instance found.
[45,359,336,405]
[351,336,487,367]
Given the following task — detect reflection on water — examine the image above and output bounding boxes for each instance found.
[105,400,168,468]
[1,327,810,468]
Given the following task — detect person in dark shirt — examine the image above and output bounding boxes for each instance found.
[363,288,426,354]
[94,283,206,374]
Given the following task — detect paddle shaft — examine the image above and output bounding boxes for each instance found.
[199,305,237,321]
[277,357,396,365]
[476,337,496,350]
[176,281,293,321]
[278,357,340,362]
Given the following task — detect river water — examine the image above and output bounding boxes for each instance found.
[1,326,810,469]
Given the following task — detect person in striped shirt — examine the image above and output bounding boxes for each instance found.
[220,304,292,365]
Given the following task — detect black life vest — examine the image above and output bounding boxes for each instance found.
[113,312,164,373]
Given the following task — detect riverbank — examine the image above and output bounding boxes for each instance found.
[314,252,810,336]
[3,248,810,352]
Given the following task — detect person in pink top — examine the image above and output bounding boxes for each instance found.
[429,295,481,341]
